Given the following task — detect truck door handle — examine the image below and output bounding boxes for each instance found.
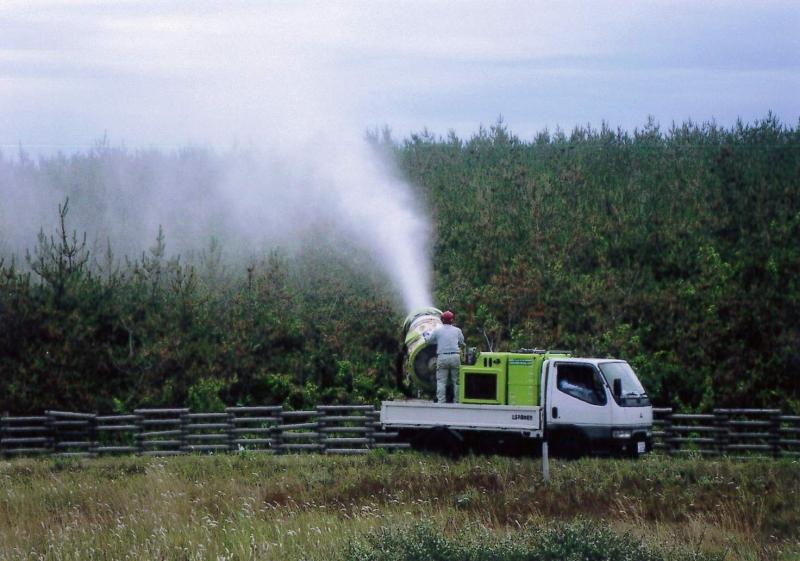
[551,407,558,419]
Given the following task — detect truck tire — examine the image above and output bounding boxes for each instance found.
[428,427,463,458]
[403,427,463,459]
[550,428,588,460]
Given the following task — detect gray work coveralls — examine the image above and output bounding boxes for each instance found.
[425,324,465,403]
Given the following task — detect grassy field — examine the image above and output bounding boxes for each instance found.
[0,452,798,560]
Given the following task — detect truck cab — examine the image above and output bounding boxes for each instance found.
[542,357,652,456]
[457,351,652,456]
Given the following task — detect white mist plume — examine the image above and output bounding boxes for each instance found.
[0,4,433,311]
[216,133,433,312]
[0,121,434,314]
[317,140,432,312]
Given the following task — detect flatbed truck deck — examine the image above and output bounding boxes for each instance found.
[381,401,543,436]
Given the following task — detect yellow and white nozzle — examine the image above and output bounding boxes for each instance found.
[402,307,443,393]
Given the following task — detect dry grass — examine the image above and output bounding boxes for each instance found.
[0,452,798,560]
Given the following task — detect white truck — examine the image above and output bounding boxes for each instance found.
[380,309,653,457]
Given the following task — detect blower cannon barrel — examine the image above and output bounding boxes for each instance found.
[402,307,443,393]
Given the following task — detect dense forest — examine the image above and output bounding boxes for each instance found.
[1,115,798,413]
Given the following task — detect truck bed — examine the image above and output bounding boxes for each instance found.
[380,400,543,437]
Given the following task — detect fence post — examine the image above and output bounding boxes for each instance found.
[134,413,143,455]
[769,410,781,459]
[45,411,56,455]
[316,406,327,454]
[714,409,729,457]
[89,413,98,457]
[226,411,236,453]
[180,412,189,454]
[664,409,675,455]
[367,406,376,449]
[0,413,5,458]
[274,408,285,455]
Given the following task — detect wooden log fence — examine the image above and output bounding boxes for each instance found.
[0,415,50,457]
[317,405,372,455]
[135,408,188,456]
[47,410,95,458]
[1,405,409,458]
[652,408,800,458]
[227,406,281,453]
[3,406,795,459]
[96,414,139,455]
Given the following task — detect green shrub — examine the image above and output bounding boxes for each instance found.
[186,377,228,412]
[342,520,723,561]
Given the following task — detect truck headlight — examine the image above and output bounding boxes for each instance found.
[612,430,632,439]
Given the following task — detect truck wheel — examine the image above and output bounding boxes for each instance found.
[434,427,464,459]
[402,429,430,451]
[551,429,588,460]
[403,428,462,458]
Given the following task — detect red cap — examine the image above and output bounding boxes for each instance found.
[441,310,455,324]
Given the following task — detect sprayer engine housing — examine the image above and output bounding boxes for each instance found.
[459,350,570,406]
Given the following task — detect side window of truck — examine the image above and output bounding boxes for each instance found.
[556,364,607,405]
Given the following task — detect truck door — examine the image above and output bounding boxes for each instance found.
[546,362,611,439]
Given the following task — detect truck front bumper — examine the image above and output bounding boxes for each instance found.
[611,426,652,456]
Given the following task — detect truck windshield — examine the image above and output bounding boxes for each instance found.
[599,361,647,402]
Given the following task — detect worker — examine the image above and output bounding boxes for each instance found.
[424,310,465,403]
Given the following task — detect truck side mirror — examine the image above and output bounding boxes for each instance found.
[613,378,622,399]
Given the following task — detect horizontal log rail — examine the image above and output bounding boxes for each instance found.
[1,405,410,458]
[654,408,799,458]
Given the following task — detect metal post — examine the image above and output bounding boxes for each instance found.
[541,440,550,483]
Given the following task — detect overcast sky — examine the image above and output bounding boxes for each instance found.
[1,0,798,151]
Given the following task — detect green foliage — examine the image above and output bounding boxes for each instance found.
[186,377,229,412]
[1,116,799,412]
[344,520,722,561]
